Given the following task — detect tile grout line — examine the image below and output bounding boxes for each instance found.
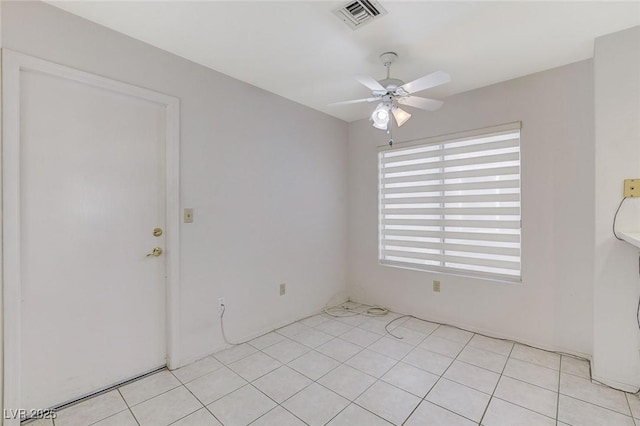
[77,317,482,424]
[246,395,310,426]
[400,326,477,425]
[246,382,310,425]
[83,408,131,426]
[239,322,379,424]
[420,344,482,424]
[115,387,142,426]
[488,395,557,423]
[118,371,184,408]
[171,324,353,424]
[558,383,638,418]
[500,355,636,418]
[214,319,623,424]
[556,356,562,426]
[433,351,563,418]
[166,369,225,426]
[249,315,415,425]
[319,315,417,425]
[82,403,132,426]
[52,314,639,426]
[478,338,516,425]
[326,318,420,422]
[559,393,638,423]
[499,354,640,424]
[69,312,633,426]
[367,319,511,425]
[628,393,639,426]
[245,318,381,420]
[495,349,572,423]
[207,315,548,424]
[626,392,638,426]
[117,381,185,413]
[505,355,561,372]
[260,319,388,425]
[330,398,391,426]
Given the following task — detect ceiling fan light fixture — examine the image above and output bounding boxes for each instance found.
[392,106,411,127]
[329,52,450,129]
[371,102,390,129]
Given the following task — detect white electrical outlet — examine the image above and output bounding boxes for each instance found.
[279,283,286,296]
[218,297,225,312]
[433,280,441,292]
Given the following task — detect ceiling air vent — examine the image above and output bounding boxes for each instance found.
[334,0,387,30]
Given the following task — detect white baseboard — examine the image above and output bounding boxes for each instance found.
[592,374,640,393]
[349,297,592,360]
[171,308,331,369]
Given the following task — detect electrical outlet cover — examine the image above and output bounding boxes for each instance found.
[624,179,640,197]
[184,208,194,223]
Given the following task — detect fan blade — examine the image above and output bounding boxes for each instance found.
[400,70,451,94]
[328,97,378,106]
[355,74,386,92]
[398,96,444,111]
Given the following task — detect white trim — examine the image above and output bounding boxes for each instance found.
[1,49,181,423]
[165,91,182,370]
[2,48,22,426]
[592,374,639,394]
[378,121,522,151]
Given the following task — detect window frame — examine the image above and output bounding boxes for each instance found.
[377,122,522,283]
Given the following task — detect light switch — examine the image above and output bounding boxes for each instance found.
[184,208,193,223]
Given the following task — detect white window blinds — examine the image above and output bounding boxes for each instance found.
[378,123,521,282]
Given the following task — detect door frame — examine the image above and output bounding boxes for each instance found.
[1,49,182,424]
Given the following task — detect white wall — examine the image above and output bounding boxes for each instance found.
[3,4,639,417]
[348,60,595,358]
[593,26,640,391]
[1,0,348,373]
[0,0,4,418]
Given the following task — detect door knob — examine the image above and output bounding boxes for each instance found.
[146,247,163,257]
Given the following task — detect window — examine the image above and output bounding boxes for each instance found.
[378,122,521,282]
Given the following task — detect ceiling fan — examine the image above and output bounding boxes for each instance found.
[331,52,451,131]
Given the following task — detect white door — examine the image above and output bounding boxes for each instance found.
[15,57,169,410]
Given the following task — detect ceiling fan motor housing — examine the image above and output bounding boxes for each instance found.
[379,78,405,93]
[381,93,394,105]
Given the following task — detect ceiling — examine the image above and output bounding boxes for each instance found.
[48,1,640,122]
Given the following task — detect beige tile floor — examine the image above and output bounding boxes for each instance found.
[31,312,640,426]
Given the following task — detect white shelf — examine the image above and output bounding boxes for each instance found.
[619,231,640,248]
